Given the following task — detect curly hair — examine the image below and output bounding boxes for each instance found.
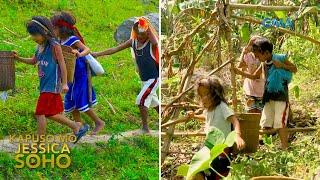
[195,77,227,109]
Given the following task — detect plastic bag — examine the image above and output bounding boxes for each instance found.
[85,54,105,76]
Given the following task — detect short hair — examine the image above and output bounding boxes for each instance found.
[252,37,273,54]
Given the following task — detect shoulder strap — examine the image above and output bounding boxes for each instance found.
[51,43,60,63]
[150,43,159,67]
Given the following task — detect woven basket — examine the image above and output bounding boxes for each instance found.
[61,45,76,83]
[234,113,261,153]
[0,51,15,91]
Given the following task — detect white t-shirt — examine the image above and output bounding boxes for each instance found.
[205,102,234,138]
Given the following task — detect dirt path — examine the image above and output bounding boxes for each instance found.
[0,129,159,153]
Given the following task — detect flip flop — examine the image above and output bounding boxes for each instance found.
[74,124,90,144]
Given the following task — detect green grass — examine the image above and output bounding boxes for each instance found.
[0,136,159,180]
[0,0,159,179]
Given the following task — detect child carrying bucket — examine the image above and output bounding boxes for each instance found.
[187,77,245,179]
[234,37,297,149]
[13,16,89,142]
[51,11,105,135]
[92,17,159,134]
[238,36,265,113]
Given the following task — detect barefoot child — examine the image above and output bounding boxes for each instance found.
[238,36,265,113]
[14,16,89,142]
[92,17,159,133]
[51,12,105,135]
[234,37,297,149]
[188,77,245,179]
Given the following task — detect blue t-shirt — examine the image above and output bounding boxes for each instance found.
[263,54,292,103]
[35,42,61,93]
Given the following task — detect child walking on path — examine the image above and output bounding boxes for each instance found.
[51,12,105,135]
[92,17,159,134]
[188,77,245,179]
[238,36,265,113]
[13,16,89,142]
[234,37,297,149]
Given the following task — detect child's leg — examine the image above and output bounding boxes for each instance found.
[84,109,105,135]
[47,114,81,134]
[139,105,150,132]
[279,128,288,149]
[259,101,275,144]
[72,110,83,124]
[274,101,290,149]
[36,115,47,136]
[135,79,159,133]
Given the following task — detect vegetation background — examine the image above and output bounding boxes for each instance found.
[161,0,320,179]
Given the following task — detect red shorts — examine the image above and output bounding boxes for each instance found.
[35,92,64,117]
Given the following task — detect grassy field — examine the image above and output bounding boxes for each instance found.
[0,0,159,179]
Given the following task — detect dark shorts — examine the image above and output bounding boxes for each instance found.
[245,95,264,112]
[201,148,232,179]
[35,92,63,117]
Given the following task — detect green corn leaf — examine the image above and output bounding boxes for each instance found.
[186,146,212,179]
[177,164,189,176]
[275,11,287,19]
[292,85,300,99]
[240,23,250,43]
[225,131,236,147]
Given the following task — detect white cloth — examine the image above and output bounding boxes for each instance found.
[260,100,289,129]
[135,78,159,108]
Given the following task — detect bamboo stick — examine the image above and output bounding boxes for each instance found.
[233,16,320,46]
[161,125,176,163]
[230,3,318,13]
[226,0,238,112]
[161,127,317,137]
[162,59,233,115]
[160,103,201,109]
[161,116,190,128]
[259,127,317,134]
[161,131,206,137]
[165,8,218,58]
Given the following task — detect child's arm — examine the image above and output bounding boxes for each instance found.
[237,48,247,69]
[72,41,90,57]
[53,45,69,93]
[228,115,245,150]
[13,52,36,65]
[234,64,262,79]
[92,39,132,57]
[273,59,297,73]
[187,111,206,121]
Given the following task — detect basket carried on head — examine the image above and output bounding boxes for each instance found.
[61,45,76,83]
[0,51,15,91]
